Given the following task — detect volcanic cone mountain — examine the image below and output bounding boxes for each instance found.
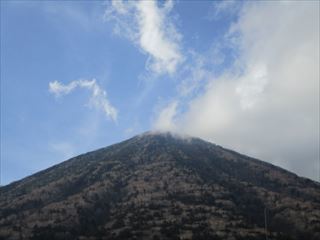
[0,132,319,240]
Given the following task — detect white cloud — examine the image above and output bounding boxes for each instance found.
[154,2,319,180]
[235,63,268,110]
[49,79,118,122]
[105,0,183,75]
[153,100,178,131]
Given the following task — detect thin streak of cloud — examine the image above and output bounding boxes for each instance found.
[49,79,118,122]
[105,0,183,75]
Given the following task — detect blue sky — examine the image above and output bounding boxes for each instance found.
[1,1,319,184]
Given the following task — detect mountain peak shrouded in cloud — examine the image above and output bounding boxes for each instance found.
[151,1,320,181]
[1,0,319,185]
[139,130,195,142]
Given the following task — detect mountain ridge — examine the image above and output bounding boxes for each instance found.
[2,131,315,187]
[1,132,319,240]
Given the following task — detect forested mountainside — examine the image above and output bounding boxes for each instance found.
[1,132,319,240]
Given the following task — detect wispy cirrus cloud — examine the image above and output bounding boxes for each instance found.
[105,0,183,75]
[49,79,118,122]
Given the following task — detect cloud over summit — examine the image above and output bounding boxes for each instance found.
[154,1,319,180]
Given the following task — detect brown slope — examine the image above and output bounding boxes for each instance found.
[0,132,319,240]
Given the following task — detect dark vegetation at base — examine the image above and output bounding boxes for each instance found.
[0,132,319,240]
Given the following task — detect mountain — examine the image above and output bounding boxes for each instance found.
[0,132,319,240]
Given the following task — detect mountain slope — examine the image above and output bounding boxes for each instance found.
[0,132,319,240]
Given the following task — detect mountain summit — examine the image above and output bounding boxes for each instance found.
[0,132,319,240]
